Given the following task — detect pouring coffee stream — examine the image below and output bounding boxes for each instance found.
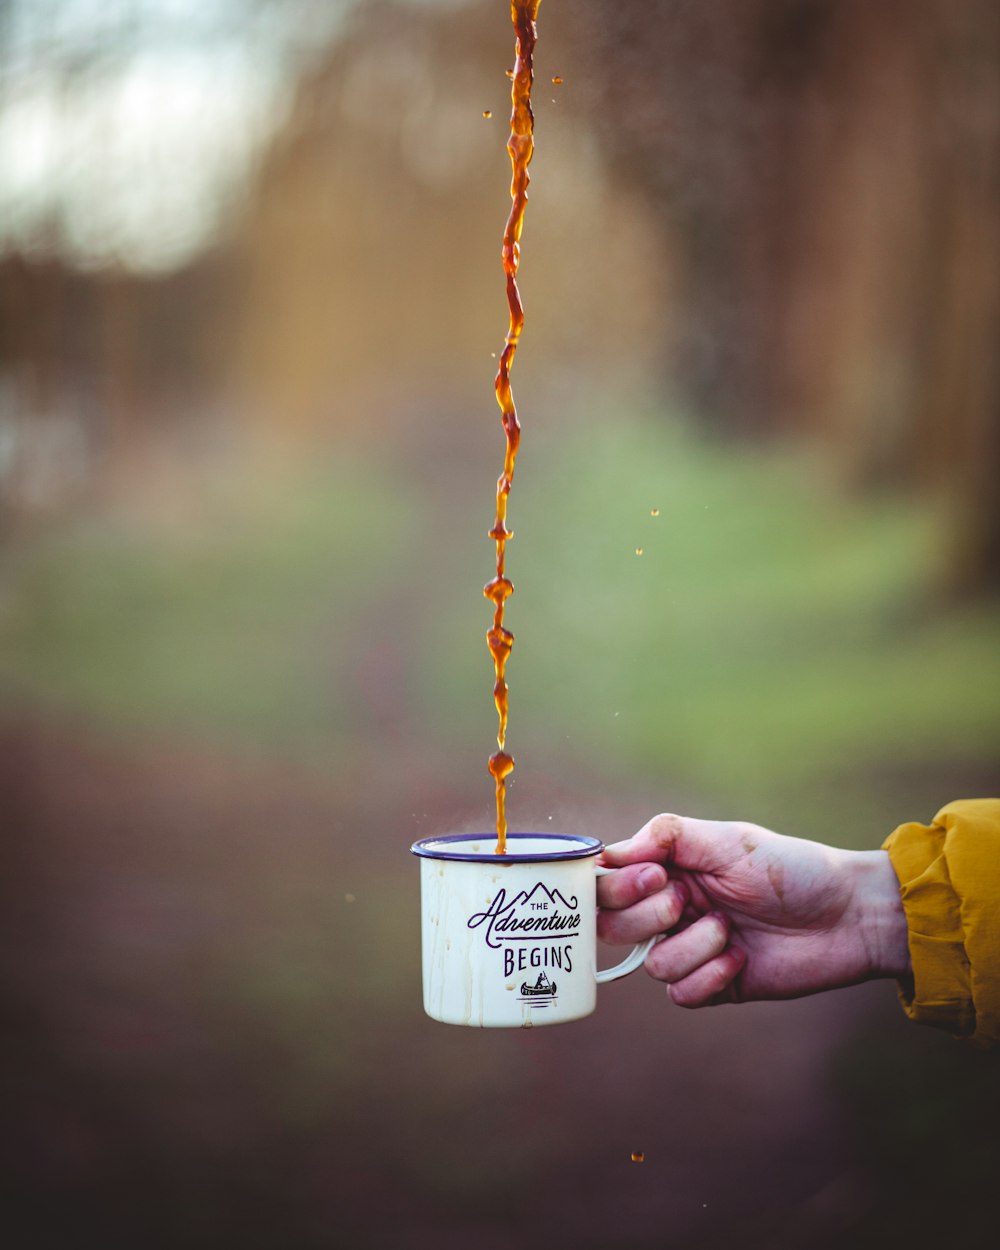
[486,0,540,855]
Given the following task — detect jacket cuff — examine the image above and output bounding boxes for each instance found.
[881,818,975,1037]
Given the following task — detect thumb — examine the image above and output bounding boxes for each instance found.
[601,813,735,873]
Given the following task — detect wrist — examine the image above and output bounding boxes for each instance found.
[840,849,911,981]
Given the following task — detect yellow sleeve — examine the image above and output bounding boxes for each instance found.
[882,798,1000,1049]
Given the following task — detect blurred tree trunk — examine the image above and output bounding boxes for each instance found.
[561,0,1000,593]
[98,267,142,470]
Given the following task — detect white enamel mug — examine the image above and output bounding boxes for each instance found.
[411,832,655,1028]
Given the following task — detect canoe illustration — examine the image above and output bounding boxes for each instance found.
[520,971,557,997]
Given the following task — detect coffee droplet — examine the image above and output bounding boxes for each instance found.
[483,110,492,118]
[650,507,660,517]
[631,1150,645,1164]
[551,75,563,85]
[483,575,514,604]
[489,751,515,781]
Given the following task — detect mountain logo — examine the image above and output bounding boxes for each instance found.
[467,882,581,950]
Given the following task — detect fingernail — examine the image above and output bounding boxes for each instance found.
[639,865,664,890]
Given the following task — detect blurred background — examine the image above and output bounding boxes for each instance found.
[1,1,998,1246]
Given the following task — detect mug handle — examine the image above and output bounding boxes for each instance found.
[593,864,657,984]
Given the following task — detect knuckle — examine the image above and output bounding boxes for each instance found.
[638,862,668,895]
[730,820,758,841]
[655,885,684,930]
[730,820,767,851]
[707,913,730,948]
[706,961,731,995]
[648,813,683,854]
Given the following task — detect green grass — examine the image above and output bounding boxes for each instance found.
[0,453,419,759]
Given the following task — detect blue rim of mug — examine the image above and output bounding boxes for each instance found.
[410,832,603,863]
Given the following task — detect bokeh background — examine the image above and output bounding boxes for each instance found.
[2,1,999,1246]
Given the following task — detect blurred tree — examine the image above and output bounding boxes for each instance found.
[230,0,660,439]
[560,0,1000,593]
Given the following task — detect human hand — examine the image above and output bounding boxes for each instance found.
[597,813,911,1007]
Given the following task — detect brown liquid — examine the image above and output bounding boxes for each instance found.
[486,0,540,855]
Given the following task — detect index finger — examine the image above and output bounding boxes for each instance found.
[596,861,668,910]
